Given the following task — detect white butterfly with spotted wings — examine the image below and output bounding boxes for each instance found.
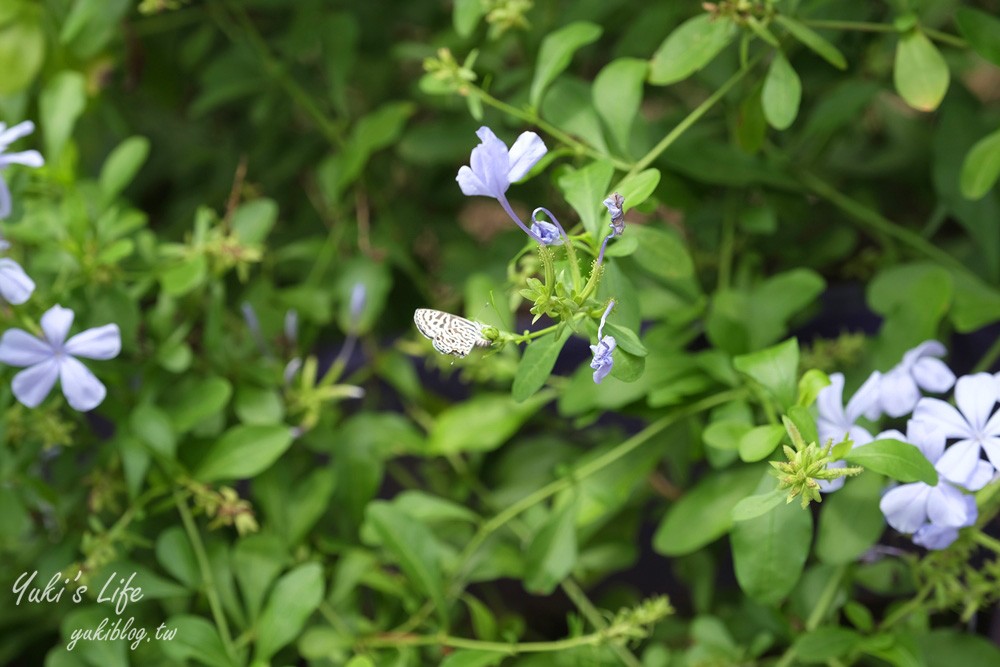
[413,308,491,357]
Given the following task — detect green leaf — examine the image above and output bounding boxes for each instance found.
[762,52,801,130]
[815,471,886,564]
[792,627,863,663]
[160,615,236,667]
[428,392,550,454]
[653,465,764,556]
[130,403,177,460]
[629,225,693,280]
[593,58,648,151]
[738,424,786,462]
[797,369,831,407]
[441,651,507,667]
[950,268,1000,332]
[731,476,812,603]
[616,168,661,212]
[160,254,208,297]
[155,526,199,588]
[603,322,647,357]
[232,198,278,245]
[234,385,285,425]
[39,71,87,161]
[955,8,1000,67]
[894,29,949,112]
[733,338,799,410]
[453,0,485,38]
[649,14,736,85]
[195,425,294,482]
[845,439,937,485]
[609,346,645,383]
[164,376,233,433]
[530,21,603,107]
[731,489,786,521]
[365,501,448,624]
[512,328,572,402]
[0,7,45,94]
[524,500,578,594]
[960,128,1000,201]
[556,160,615,239]
[99,136,151,202]
[233,534,287,621]
[254,563,325,661]
[774,15,847,70]
[919,629,1000,666]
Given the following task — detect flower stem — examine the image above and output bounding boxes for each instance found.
[358,629,604,653]
[972,530,1000,555]
[972,334,1000,374]
[451,389,747,584]
[798,19,967,48]
[621,53,764,184]
[174,489,238,662]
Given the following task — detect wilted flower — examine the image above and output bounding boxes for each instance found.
[284,309,299,344]
[0,121,45,219]
[590,300,616,384]
[457,126,548,244]
[914,372,1000,481]
[871,340,955,419]
[816,371,881,492]
[0,305,121,411]
[597,192,626,265]
[349,282,367,327]
[878,420,991,541]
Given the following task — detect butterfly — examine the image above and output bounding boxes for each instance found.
[413,308,491,357]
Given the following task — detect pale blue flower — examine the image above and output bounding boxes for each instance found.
[914,373,1000,482]
[816,371,881,492]
[349,282,367,325]
[0,257,34,305]
[0,305,120,411]
[912,523,960,550]
[0,121,45,219]
[457,126,548,244]
[590,300,616,384]
[869,340,955,419]
[878,420,991,538]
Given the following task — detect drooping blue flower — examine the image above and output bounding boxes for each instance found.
[530,207,567,246]
[868,340,956,419]
[815,371,881,492]
[878,420,991,539]
[590,300,616,384]
[349,282,367,326]
[0,121,45,219]
[0,305,120,411]
[914,372,1000,482]
[457,127,549,244]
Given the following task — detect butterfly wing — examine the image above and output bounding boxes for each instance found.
[414,308,489,357]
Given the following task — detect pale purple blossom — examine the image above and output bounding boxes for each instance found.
[816,371,881,492]
[914,372,1000,482]
[456,126,548,244]
[0,305,120,411]
[878,420,991,540]
[870,341,955,419]
[0,257,34,304]
[0,121,45,219]
[912,523,961,550]
[590,300,616,384]
[530,207,566,246]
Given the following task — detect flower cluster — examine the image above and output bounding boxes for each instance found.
[454,127,627,383]
[0,121,120,412]
[815,340,998,549]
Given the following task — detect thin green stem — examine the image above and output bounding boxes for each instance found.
[972,530,1000,555]
[806,564,847,631]
[718,196,737,291]
[622,54,764,183]
[798,170,992,283]
[174,490,237,662]
[879,583,932,630]
[452,389,747,583]
[360,623,634,653]
[798,19,967,48]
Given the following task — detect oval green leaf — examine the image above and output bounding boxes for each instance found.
[762,52,802,130]
[530,22,603,107]
[649,14,736,86]
[593,58,648,151]
[774,15,847,70]
[960,127,1000,201]
[894,29,949,112]
[955,8,1000,67]
[845,439,937,485]
[195,425,294,481]
[512,329,571,402]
